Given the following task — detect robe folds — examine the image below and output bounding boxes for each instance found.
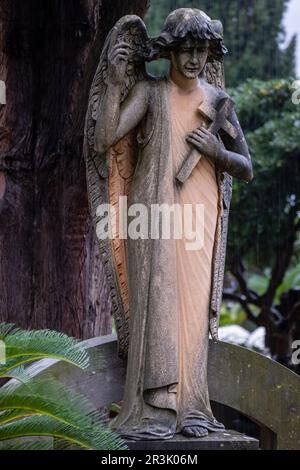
[111,77,230,437]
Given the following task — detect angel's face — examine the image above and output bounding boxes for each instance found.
[171,37,209,79]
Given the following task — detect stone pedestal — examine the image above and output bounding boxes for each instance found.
[125,430,259,451]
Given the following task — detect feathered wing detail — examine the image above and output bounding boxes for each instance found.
[205,21,232,339]
[84,16,149,358]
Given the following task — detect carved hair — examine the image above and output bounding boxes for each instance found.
[150,8,227,62]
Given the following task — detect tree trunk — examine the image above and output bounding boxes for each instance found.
[0,0,149,338]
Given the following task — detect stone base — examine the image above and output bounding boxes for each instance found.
[125,430,259,451]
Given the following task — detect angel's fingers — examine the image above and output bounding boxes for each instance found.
[198,126,211,134]
[193,129,208,139]
[187,132,205,143]
[186,136,204,150]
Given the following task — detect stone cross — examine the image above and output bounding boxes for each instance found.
[176,97,238,184]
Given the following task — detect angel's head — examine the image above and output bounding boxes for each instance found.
[151,8,227,79]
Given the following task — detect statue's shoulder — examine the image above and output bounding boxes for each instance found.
[200,78,231,104]
[130,76,159,98]
[131,78,152,92]
[144,76,165,90]
[135,76,168,102]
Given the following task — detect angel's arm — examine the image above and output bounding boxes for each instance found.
[217,109,253,182]
[186,108,253,182]
[94,82,149,154]
[94,42,149,154]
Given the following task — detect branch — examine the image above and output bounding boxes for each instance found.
[223,290,260,325]
[261,210,299,314]
[231,260,262,307]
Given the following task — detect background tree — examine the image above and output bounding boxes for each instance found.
[0,1,149,338]
[145,0,296,86]
[224,79,300,372]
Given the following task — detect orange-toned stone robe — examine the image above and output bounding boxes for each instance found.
[168,78,223,430]
[111,79,224,438]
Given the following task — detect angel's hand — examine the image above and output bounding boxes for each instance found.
[108,42,132,86]
[186,127,222,161]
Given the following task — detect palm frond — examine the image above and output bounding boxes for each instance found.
[0,379,94,428]
[0,324,125,451]
[0,354,86,378]
[3,366,32,384]
[0,409,36,426]
[0,438,53,451]
[1,327,89,370]
[0,415,126,450]
[0,324,18,340]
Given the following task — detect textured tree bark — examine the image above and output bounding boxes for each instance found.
[0,0,149,337]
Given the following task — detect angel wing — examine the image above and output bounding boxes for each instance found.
[84,16,150,358]
[204,20,233,335]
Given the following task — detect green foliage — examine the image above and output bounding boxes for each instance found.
[0,325,89,376]
[145,0,296,86]
[220,302,246,327]
[247,269,271,296]
[221,262,300,325]
[275,263,300,301]
[227,79,300,268]
[0,324,125,450]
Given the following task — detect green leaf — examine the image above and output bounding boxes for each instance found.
[0,415,126,451]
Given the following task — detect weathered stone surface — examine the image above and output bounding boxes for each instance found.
[125,430,259,451]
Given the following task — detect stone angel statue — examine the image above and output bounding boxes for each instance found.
[84,8,253,441]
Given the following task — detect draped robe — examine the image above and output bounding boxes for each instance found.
[111,77,227,438]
